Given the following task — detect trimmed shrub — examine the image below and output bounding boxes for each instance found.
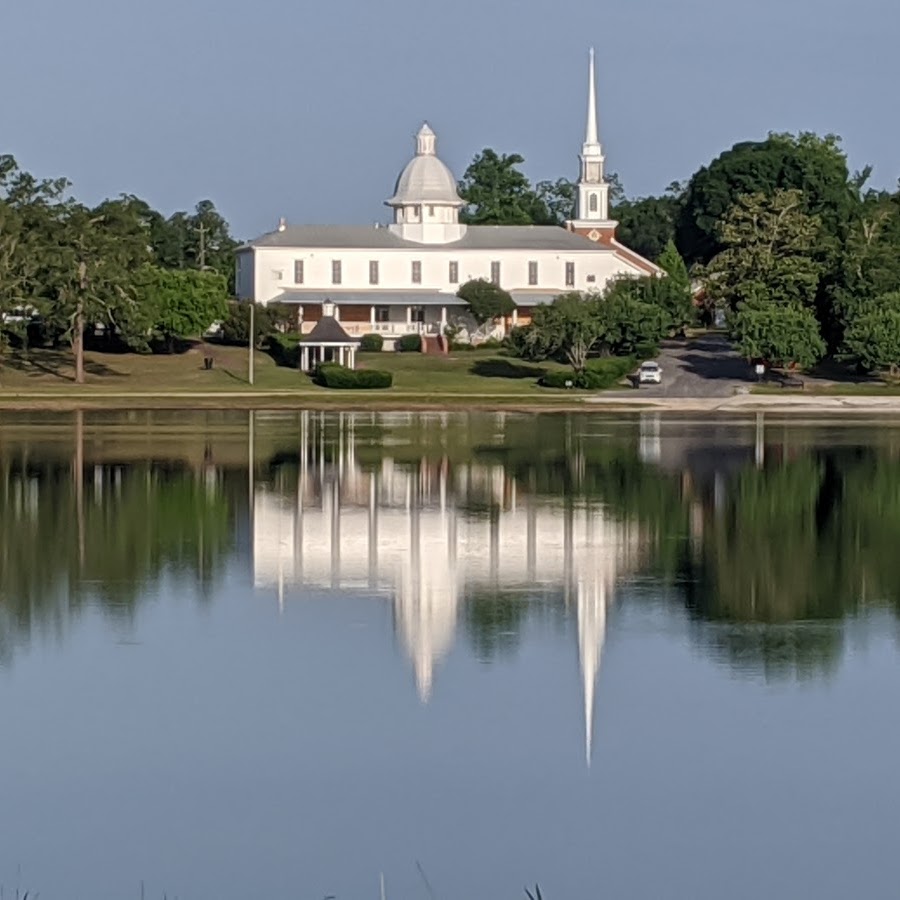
[397,333,422,352]
[540,357,635,390]
[268,332,302,368]
[359,333,384,352]
[313,363,393,389]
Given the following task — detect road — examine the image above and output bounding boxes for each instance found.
[623,333,753,398]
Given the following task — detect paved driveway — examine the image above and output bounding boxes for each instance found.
[622,333,754,398]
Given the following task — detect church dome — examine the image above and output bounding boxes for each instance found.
[386,123,464,208]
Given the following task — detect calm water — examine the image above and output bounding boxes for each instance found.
[2,410,900,900]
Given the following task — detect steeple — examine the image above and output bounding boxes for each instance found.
[584,48,599,149]
[570,47,612,230]
[416,122,437,156]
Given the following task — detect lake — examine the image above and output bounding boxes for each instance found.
[1,410,899,900]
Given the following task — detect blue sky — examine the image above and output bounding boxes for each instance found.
[2,0,897,239]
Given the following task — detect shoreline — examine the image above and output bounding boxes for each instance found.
[4,389,900,414]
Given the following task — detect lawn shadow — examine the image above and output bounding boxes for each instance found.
[470,358,546,379]
[3,350,120,380]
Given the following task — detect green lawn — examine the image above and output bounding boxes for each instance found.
[0,343,608,406]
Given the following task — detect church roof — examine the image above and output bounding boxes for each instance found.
[243,224,612,252]
[304,316,358,344]
[386,122,464,208]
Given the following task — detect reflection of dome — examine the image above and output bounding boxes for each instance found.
[386,123,464,208]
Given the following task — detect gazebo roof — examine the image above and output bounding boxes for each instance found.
[304,316,358,345]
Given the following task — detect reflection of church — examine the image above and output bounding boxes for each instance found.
[252,412,642,764]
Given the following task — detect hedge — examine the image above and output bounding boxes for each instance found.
[268,332,302,368]
[540,357,635,390]
[396,333,422,352]
[313,363,393,389]
[359,333,384,352]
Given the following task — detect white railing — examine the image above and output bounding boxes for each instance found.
[337,321,443,337]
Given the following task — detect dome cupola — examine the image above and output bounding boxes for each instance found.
[386,123,467,244]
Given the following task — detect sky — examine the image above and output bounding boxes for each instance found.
[2,0,898,240]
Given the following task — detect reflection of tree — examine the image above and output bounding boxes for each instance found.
[0,462,236,666]
[680,448,900,678]
[464,590,531,662]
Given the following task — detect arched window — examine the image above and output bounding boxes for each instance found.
[589,193,598,213]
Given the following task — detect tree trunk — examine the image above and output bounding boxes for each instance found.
[75,260,87,384]
[74,299,85,384]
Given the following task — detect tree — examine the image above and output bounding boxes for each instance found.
[677,133,858,264]
[39,201,149,382]
[841,292,900,376]
[699,189,824,316]
[457,278,515,325]
[458,149,553,225]
[133,266,229,352]
[535,178,576,225]
[729,304,825,369]
[531,293,606,372]
[654,241,695,333]
[613,195,680,262]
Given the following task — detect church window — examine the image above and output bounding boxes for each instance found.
[428,205,435,217]
[528,261,539,286]
[369,260,379,285]
[565,262,575,287]
[589,193,598,213]
[411,261,422,284]
[490,261,501,285]
[413,205,422,219]
[331,260,342,285]
[294,260,304,284]
[586,274,596,283]
[448,261,459,284]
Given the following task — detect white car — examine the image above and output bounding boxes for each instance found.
[638,361,662,385]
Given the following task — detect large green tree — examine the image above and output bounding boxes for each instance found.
[699,189,824,314]
[133,266,230,352]
[841,292,900,376]
[677,133,858,264]
[457,278,515,325]
[458,149,553,225]
[729,304,825,369]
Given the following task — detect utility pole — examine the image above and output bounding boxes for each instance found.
[195,222,208,269]
[249,301,255,385]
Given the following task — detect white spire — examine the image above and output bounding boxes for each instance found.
[571,46,610,226]
[585,47,599,148]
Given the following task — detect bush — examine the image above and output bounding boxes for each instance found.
[313,363,393,389]
[220,301,272,346]
[396,333,422,352]
[449,340,476,351]
[540,357,635,390]
[359,333,384,352]
[268,332,302,368]
[477,337,504,350]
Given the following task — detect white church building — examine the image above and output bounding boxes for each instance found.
[235,50,659,345]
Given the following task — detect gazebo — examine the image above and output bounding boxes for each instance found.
[299,302,359,371]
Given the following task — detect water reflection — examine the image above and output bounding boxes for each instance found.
[3,410,900,714]
[253,414,642,763]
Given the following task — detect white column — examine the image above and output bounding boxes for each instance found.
[349,347,356,370]
[440,306,447,333]
[338,346,345,367]
[301,346,309,371]
[370,305,376,329]
[406,306,412,330]
[512,308,519,327]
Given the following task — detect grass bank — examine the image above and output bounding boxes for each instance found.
[0,344,628,410]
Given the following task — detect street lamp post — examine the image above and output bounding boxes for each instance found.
[249,302,255,386]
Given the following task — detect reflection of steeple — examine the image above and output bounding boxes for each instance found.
[577,576,608,767]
